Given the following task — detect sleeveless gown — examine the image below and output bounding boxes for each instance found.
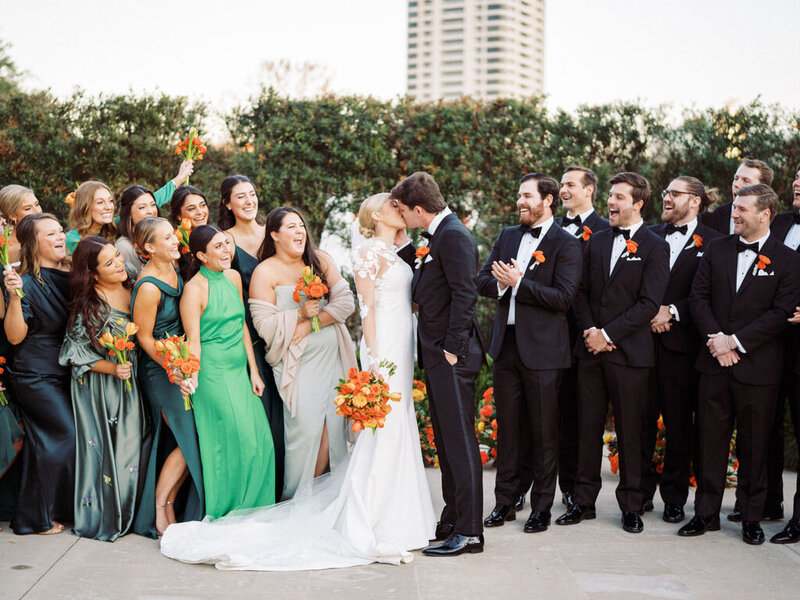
[130,272,205,537]
[191,266,275,518]
[160,238,436,570]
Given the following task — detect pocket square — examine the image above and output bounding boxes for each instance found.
[696,252,704,257]
[625,256,642,262]
[756,269,774,277]
[424,254,433,264]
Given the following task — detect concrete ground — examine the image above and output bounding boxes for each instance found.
[2,463,800,600]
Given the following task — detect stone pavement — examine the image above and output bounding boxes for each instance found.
[3,463,800,600]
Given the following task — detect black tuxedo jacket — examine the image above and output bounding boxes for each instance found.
[770,211,799,247]
[572,225,670,367]
[649,223,724,354]
[689,234,800,384]
[699,201,732,235]
[477,224,582,370]
[398,213,482,369]
[555,211,610,249]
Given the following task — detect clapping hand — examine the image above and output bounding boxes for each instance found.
[491,259,522,289]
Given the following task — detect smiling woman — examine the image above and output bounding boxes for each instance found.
[65,181,117,255]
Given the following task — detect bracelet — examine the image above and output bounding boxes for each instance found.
[724,335,732,351]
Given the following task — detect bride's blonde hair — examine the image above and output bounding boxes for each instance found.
[358,193,390,239]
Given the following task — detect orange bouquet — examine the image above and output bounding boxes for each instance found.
[175,217,192,254]
[0,356,7,406]
[0,221,23,298]
[174,128,207,186]
[98,322,138,392]
[334,362,401,433]
[293,265,328,333]
[154,334,200,410]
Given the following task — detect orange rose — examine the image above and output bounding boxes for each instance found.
[625,239,638,254]
[482,387,493,401]
[307,282,326,298]
[479,404,493,417]
[114,338,127,351]
[415,247,430,259]
[348,367,358,379]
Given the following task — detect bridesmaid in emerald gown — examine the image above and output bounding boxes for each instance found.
[3,214,74,535]
[180,225,275,518]
[130,217,204,537]
[169,186,210,282]
[219,175,285,500]
[58,237,150,541]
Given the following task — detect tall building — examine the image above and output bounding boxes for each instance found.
[406,0,545,102]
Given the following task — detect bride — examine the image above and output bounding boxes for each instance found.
[160,193,436,570]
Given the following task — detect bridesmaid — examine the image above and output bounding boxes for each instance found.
[58,237,150,541]
[169,186,210,282]
[131,217,204,537]
[249,207,354,500]
[180,225,275,518]
[3,213,74,535]
[66,181,117,254]
[115,186,159,279]
[0,185,42,264]
[219,175,285,499]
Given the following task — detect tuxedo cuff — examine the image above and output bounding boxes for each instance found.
[600,328,613,345]
[497,283,509,298]
[670,304,680,322]
[731,334,746,353]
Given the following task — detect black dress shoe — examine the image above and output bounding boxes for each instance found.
[662,503,685,523]
[727,501,741,522]
[422,533,484,556]
[514,493,525,512]
[562,491,575,508]
[678,515,720,537]
[622,511,643,533]
[483,504,516,527]
[742,521,765,545]
[433,521,455,541]
[523,511,551,533]
[641,499,654,513]
[555,504,596,526]
[763,503,784,521]
[769,518,800,544]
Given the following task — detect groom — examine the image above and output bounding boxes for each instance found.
[393,172,486,556]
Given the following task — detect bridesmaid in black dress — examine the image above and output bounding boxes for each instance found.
[219,175,285,499]
[3,213,74,535]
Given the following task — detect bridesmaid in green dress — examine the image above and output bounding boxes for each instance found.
[219,175,285,500]
[58,236,151,541]
[130,217,204,537]
[180,225,275,518]
[115,186,159,279]
[169,186,210,282]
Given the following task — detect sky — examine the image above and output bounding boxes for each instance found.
[1,0,798,115]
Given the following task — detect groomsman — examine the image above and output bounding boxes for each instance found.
[556,172,669,533]
[642,177,723,523]
[701,158,774,235]
[680,184,800,545]
[477,173,582,533]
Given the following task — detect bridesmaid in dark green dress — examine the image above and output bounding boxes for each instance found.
[130,217,204,537]
[219,175,285,500]
[181,225,275,518]
[3,213,74,535]
[169,186,210,283]
[58,237,150,541]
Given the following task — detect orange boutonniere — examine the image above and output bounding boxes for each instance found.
[685,234,703,251]
[415,246,430,269]
[625,239,638,255]
[756,254,771,272]
[529,250,545,270]
[581,225,593,242]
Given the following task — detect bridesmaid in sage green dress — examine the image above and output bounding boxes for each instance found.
[219,174,285,501]
[130,217,204,537]
[180,225,275,518]
[59,236,150,541]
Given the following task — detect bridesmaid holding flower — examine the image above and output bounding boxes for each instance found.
[115,185,159,279]
[170,186,210,281]
[58,236,150,541]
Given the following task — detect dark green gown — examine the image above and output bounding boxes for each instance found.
[0,310,23,522]
[131,273,204,538]
[193,266,275,518]
[8,268,75,534]
[231,244,285,500]
[59,307,151,542]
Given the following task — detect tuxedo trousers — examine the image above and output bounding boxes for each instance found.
[786,374,800,519]
[574,356,649,513]
[425,337,484,536]
[765,344,798,512]
[695,374,778,521]
[557,362,579,494]
[641,341,699,506]
[492,327,562,511]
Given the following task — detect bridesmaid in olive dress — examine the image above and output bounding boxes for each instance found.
[58,237,150,541]
[131,217,204,537]
[3,213,74,535]
[180,225,275,518]
[219,175,285,500]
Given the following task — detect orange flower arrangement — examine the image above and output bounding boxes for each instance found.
[334,363,401,433]
[756,254,771,271]
[625,239,638,254]
[175,217,192,254]
[581,225,593,242]
[98,322,139,392]
[174,128,207,185]
[0,222,23,298]
[0,356,7,406]
[154,334,201,410]
[293,265,328,333]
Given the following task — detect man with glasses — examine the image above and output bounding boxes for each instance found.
[642,177,723,523]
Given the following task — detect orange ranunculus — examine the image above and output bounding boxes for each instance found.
[307,282,327,298]
[125,322,139,336]
[531,250,545,263]
[689,476,697,488]
[426,433,435,443]
[483,387,493,401]
[113,338,127,351]
[125,341,135,350]
[348,367,358,379]
[180,246,189,254]
[480,450,489,465]
[625,239,638,254]
[341,382,356,395]
[292,290,301,303]
[0,356,7,364]
[414,380,426,392]
[757,254,771,270]
[692,234,703,248]
[479,404,493,417]
[357,370,372,385]
[415,246,430,259]
[108,349,115,356]
[609,453,619,474]
[581,225,592,241]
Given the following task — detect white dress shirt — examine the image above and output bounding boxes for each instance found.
[499,217,554,325]
[728,231,770,354]
[562,207,596,237]
[783,215,800,251]
[600,220,644,344]
[665,217,698,269]
[428,207,452,236]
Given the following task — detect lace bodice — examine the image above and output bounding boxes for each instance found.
[352,238,412,319]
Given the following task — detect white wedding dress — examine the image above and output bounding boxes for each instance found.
[160,237,436,570]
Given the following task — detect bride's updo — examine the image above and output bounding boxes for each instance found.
[358,193,390,239]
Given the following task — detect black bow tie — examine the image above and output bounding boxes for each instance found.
[736,240,759,253]
[520,225,542,239]
[421,231,432,240]
[793,212,800,225]
[665,223,688,235]
[562,215,582,227]
[611,227,630,240]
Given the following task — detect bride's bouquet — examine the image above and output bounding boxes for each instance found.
[334,361,401,433]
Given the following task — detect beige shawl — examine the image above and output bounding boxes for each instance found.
[249,278,357,417]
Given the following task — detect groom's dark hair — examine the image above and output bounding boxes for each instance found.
[520,173,561,215]
[390,172,447,213]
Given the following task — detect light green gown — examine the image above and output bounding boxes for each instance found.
[193,266,275,518]
[58,306,151,542]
